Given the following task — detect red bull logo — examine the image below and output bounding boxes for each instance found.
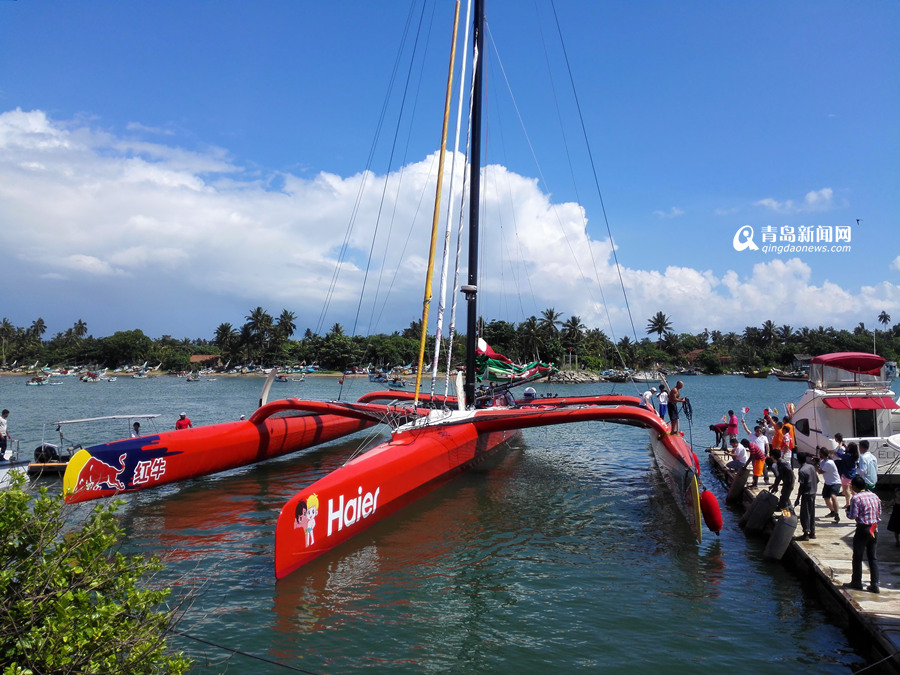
[74,453,128,492]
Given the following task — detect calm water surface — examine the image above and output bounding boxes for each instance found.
[0,374,863,673]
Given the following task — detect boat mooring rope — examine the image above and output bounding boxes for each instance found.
[171,628,320,674]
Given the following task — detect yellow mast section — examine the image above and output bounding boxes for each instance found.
[414,1,460,405]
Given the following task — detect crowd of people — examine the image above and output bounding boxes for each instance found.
[713,408,895,595]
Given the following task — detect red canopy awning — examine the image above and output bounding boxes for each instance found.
[823,396,900,410]
[810,352,885,375]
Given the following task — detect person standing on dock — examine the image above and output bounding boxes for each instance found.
[838,442,860,508]
[770,448,795,511]
[844,475,881,593]
[818,447,841,522]
[742,419,771,482]
[795,452,818,540]
[0,409,10,461]
[726,410,739,443]
[747,438,766,488]
[858,440,877,490]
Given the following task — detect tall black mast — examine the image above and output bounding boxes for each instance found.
[463,0,484,408]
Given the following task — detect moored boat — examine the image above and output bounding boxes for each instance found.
[789,352,900,484]
[273,0,721,580]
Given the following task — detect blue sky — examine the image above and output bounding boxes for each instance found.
[1,0,898,344]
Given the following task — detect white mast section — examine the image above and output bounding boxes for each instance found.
[430,0,473,400]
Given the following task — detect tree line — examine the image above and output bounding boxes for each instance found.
[1,308,898,374]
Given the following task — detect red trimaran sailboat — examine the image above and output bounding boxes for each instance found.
[273,0,722,579]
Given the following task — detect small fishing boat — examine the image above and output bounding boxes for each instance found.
[29,415,162,478]
[743,369,770,379]
[772,369,807,382]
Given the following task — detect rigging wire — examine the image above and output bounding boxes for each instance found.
[548,0,642,350]
[313,1,421,337]
[485,18,634,384]
[347,0,433,339]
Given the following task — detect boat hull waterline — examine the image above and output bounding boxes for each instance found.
[274,398,708,579]
[62,399,375,503]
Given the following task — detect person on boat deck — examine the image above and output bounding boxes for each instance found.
[657,385,668,419]
[794,452,818,541]
[175,412,192,430]
[725,437,749,471]
[641,387,657,413]
[668,381,685,433]
[726,410,739,443]
[131,422,141,438]
[0,409,10,461]
[818,446,842,523]
[769,447,795,511]
[858,440,878,489]
[844,475,881,593]
[838,441,860,508]
[746,438,766,488]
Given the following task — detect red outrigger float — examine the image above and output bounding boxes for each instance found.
[62,399,376,504]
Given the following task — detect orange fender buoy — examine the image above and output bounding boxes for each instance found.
[691,451,701,477]
[700,489,723,535]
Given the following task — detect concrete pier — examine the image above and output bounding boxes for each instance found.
[707,448,900,672]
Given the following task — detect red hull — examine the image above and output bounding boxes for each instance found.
[275,421,516,579]
[63,399,375,503]
[273,398,704,580]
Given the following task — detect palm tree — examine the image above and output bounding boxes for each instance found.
[73,319,88,339]
[0,317,13,367]
[646,311,672,344]
[561,315,586,349]
[244,307,273,361]
[518,316,542,362]
[214,322,238,359]
[539,308,563,339]
[875,311,891,353]
[761,320,778,349]
[777,325,793,344]
[276,309,297,341]
[30,318,46,339]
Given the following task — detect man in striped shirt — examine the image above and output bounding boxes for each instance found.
[844,475,881,593]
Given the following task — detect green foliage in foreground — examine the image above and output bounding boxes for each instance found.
[0,472,190,675]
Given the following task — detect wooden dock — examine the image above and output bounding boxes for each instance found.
[707,448,900,672]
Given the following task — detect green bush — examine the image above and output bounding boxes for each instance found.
[0,472,190,674]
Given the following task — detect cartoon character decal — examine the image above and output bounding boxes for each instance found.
[293,493,319,547]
